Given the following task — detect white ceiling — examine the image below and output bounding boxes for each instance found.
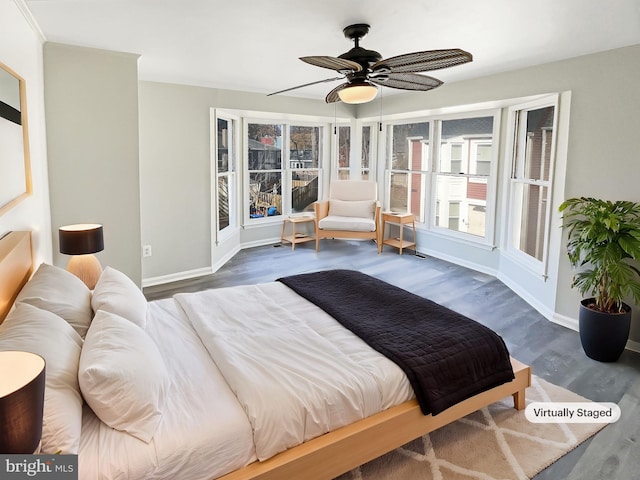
[24,0,640,102]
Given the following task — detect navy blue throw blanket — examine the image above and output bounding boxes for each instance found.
[277,269,515,415]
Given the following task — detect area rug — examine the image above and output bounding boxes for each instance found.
[336,376,607,480]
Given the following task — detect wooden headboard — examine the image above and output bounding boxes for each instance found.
[0,231,33,323]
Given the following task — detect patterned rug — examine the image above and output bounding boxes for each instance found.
[336,376,607,480]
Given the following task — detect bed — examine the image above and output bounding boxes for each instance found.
[0,231,531,480]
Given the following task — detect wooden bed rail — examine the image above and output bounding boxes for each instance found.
[220,357,531,480]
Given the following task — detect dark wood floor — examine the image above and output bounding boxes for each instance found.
[144,239,640,480]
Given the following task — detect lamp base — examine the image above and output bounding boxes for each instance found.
[66,254,103,290]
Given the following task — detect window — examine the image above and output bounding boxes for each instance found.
[385,111,498,243]
[246,121,324,220]
[507,100,557,269]
[247,122,283,219]
[361,124,372,180]
[387,121,430,221]
[213,112,238,243]
[434,116,495,238]
[336,125,350,179]
[289,125,321,214]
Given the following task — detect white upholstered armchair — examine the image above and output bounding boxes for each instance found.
[313,180,381,252]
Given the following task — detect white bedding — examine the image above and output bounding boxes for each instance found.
[175,282,414,461]
[79,297,256,480]
[2,262,415,479]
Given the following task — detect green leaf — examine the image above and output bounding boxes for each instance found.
[560,196,640,307]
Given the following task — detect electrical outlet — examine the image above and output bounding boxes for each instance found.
[142,245,152,257]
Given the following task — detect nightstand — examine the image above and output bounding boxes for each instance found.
[281,215,315,251]
[381,212,416,255]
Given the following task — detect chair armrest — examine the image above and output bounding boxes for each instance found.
[314,201,329,221]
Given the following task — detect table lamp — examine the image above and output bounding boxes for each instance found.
[0,351,46,454]
[59,223,104,289]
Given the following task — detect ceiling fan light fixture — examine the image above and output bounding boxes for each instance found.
[338,82,378,104]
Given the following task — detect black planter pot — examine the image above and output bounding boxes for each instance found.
[579,298,631,362]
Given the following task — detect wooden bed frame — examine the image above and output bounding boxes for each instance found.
[0,231,33,323]
[0,229,531,480]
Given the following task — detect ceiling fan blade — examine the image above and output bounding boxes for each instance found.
[325,83,350,103]
[369,72,443,91]
[267,76,344,96]
[300,56,363,73]
[372,49,472,74]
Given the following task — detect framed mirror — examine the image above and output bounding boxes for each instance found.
[0,62,32,216]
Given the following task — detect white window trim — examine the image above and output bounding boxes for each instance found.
[359,121,378,180]
[243,117,285,226]
[334,122,351,180]
[383,109,500,246]
[243,116,331,225]
[384,119,432,216]
[501,93,560,277]
[210,108,343,229]
[211,109,240,245]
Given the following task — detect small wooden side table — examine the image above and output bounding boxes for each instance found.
[281,215,315,251]
[381,212,416,255]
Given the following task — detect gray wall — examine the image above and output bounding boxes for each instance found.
[138,81,353,281]
[44,43,142,285]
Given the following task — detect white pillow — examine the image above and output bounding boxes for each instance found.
[328,199,375,219]
[0,303,84,454]
[91,266,148,329]
[15,263,93,338]
[79,310,168,442]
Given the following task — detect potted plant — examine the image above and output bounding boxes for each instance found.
[559,197,640,362]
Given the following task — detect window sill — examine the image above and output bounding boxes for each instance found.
[500,248,548,279]
[415,223,497,251]
[242,217,285,230]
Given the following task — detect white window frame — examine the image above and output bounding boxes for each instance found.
[334,123,351,180]
[243,117,329,225]
[431,111,500,245]
[211,109,240,245]
[288,123,324,214]
[502,94,560,276]
[383,109,499,246]
[385,120,432,222]
[359,122,377,180]
[244,118,285,225]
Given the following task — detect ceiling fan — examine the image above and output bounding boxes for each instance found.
[268,23,472,104]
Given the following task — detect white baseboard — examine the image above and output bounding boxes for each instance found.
[142,267,214,288]
[240,237,282,249]
[142,244,242,287]
[550,312,640,354]
[550,312,578,331]
[625,339,640,354]
[141,240,281,288]
[496,270,556,321]
[418,247,498,278]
